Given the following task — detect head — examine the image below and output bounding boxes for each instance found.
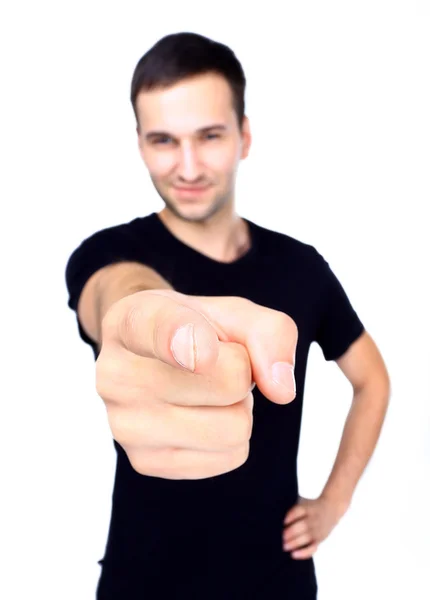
[131,32,251,223]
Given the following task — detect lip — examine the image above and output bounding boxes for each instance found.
[174,185,210,194]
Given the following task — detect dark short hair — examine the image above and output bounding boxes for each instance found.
[130,32,246,130]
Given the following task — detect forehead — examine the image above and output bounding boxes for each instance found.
[136,73,236,134]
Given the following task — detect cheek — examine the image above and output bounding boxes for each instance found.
[144,151,176,178]
[204,145,238,175]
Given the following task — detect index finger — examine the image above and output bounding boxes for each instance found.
[284,504,307,525]
[188,295,298,405]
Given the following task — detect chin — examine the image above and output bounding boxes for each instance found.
[166,194,222,223]
[175,204,217,223]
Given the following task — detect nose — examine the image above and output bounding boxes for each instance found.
[177,142,202,182]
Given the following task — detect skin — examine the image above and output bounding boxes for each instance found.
[99,289,298,479]
[136,72,252,263]
[131,72,391,559]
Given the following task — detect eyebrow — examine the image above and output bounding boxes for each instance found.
[145,124,227,141]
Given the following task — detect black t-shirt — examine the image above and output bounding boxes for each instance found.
[65,212,364,600]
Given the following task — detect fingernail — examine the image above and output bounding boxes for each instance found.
[171,323,195,371]
[271,362,296,393]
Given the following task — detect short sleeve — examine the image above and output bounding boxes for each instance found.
[313,253,365,361]
[65,223,143,349]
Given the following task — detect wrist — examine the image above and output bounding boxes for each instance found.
[320,488,351,519]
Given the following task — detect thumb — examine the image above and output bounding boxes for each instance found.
[157,293,298,405]
[110,289,298,405]
[103,289,220,373]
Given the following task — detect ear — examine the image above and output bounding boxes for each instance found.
[240,116,252,159]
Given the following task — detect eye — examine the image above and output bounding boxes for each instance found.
[204,132,221,140]
[153,136,172,145]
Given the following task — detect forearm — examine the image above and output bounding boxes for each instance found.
[97,263,172,328]
[79,261,173,346]
[321,380,390,514]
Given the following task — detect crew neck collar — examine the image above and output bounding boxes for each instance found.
[150,212,259,268]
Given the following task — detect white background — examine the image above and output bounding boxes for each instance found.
[1,1,429,598]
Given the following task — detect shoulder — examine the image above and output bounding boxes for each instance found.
[248,218,325,270]
[65,213,159,301]
[74,213,157,247]
[65,213,160,269]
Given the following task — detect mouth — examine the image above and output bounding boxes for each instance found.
[173,185,211,196]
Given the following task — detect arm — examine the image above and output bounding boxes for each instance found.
[321,330,391,514]
[283,330,390,559]
[77,261,173,346]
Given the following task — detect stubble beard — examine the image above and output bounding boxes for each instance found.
[152,179,232,224]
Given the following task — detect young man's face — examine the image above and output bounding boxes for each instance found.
[136,72,251,223]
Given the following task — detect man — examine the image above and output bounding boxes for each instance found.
[65,32,390,599]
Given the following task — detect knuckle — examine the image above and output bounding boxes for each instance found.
[221,403,253,448]
[100,304,117,340]
[94,354,113,400]
[95,352,124,401]
[107,406,136,443]
[233,444,250,469]
[229,296,254,310]
[273,310,298,336]
[127,447,186,480]
[106,408,127,444]
[96,350,153,407]
[108,407,148,451]
[222,343,252,400]
[225,443,250,472]
[237,408,253,444]
[120,304,141,347]
[126,448,149,476]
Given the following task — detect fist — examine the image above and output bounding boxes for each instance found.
[96,289,297,480]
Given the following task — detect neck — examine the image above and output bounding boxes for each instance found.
[158,205,250,263]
